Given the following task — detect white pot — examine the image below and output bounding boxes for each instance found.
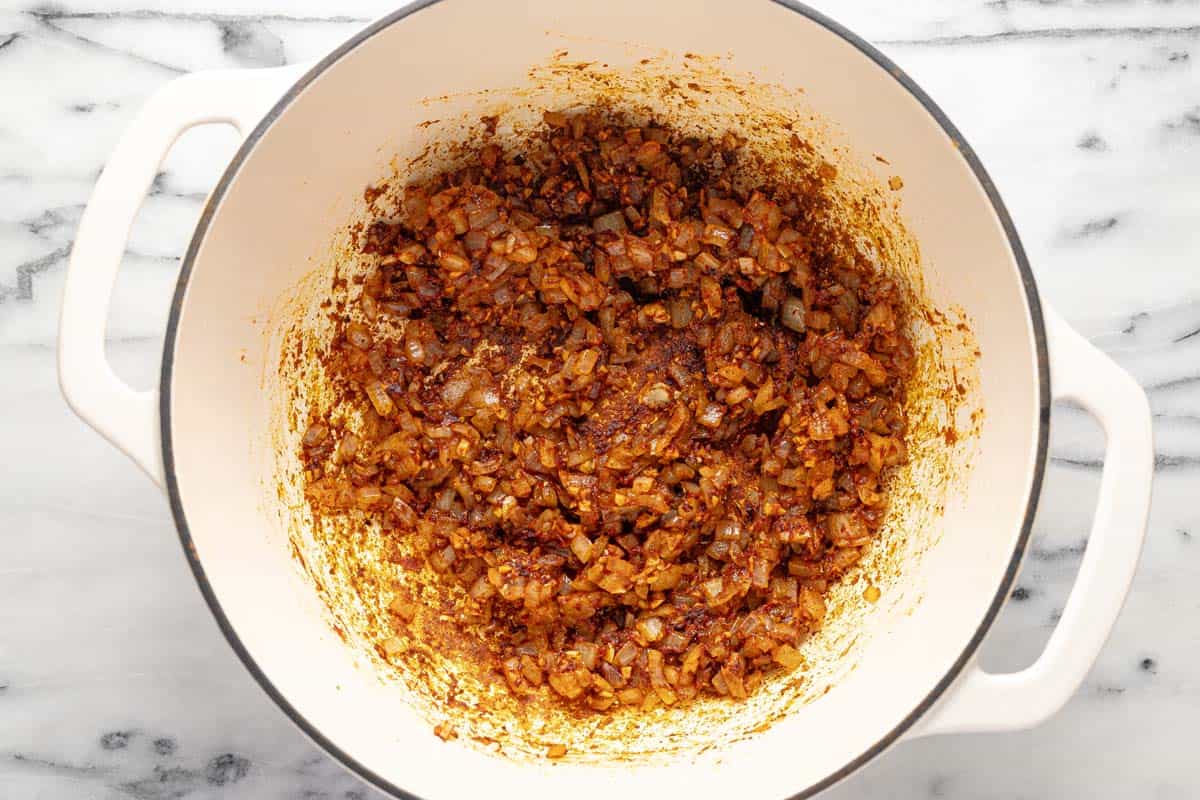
[59,1,1154,798]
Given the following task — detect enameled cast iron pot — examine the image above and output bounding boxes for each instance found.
[59,1,1154,798]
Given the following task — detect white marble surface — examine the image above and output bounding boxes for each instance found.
[2,0,1198,797]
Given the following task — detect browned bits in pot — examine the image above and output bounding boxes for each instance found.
[302,110,915,713]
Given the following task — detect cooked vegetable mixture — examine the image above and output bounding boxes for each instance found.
[302,110,913,712]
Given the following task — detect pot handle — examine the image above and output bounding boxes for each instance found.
[913,306,1153,736]
[58,67,299,487]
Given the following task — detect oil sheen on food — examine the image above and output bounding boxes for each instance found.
[268,52,981,764]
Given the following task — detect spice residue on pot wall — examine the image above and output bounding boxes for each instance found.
[265,49,981,764]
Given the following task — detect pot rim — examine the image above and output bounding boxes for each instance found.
[159,1,1051,797]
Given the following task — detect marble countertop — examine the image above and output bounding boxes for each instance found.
[3,0,1198,797]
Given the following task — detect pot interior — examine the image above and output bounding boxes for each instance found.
[165,1,1043,798]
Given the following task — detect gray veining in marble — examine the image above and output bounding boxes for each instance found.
[2,0,1198,797]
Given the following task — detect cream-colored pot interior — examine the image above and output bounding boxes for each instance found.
[163,1,1044,798]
